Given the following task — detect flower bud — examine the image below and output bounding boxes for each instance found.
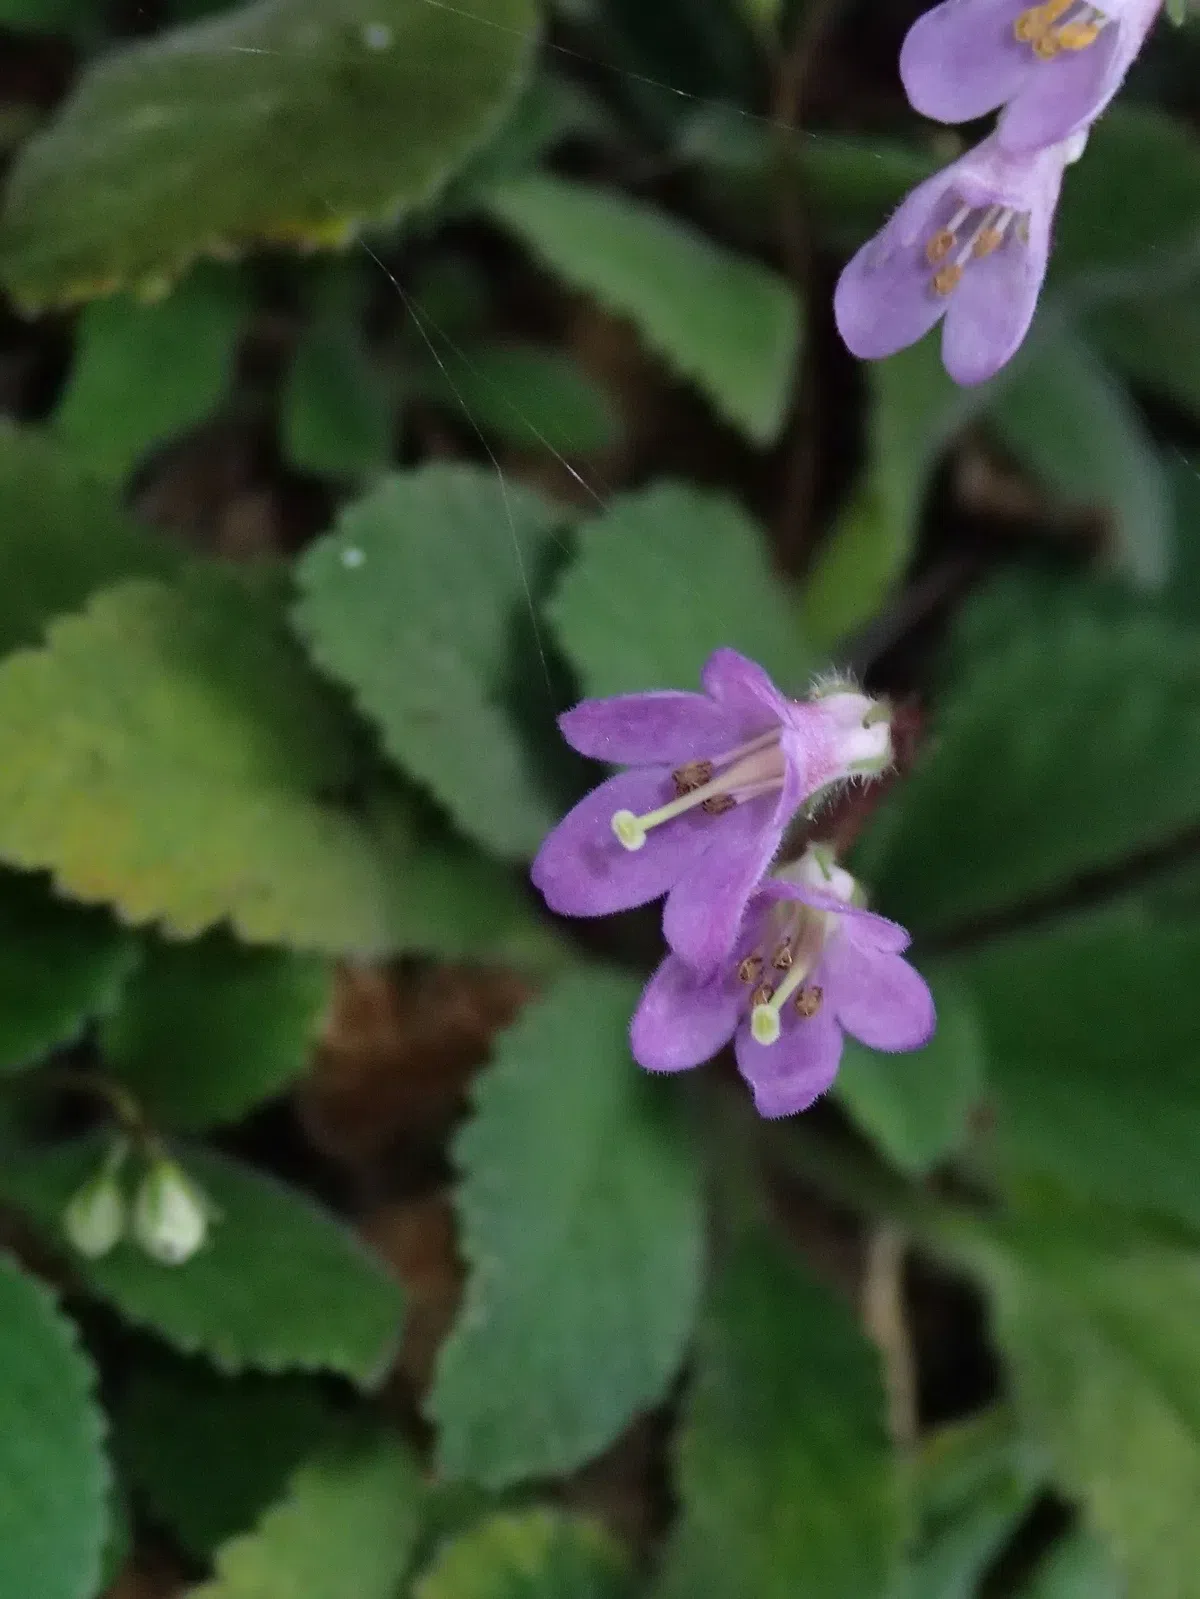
[63,1162,126,1259]
[132,1157,210,1266]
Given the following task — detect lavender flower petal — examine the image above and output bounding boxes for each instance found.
[662,790,787,975]
[558,692,753,766]
[735,1004,844,1118]
[630,954,742,1073]
[531,767,701,916]
[901,0,1033,125]
[700,646,792,725]
[997,24,1123,151]
[826,938,937,1052]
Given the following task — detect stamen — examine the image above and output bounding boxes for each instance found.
[932,264,963,297]
[748,912,831,1045]
[1017,0,1106,53]
[925,229,955,265]
[749,982,775,1009]
[610,738,786,852]
[672,760,713,796]
[738,953,763,984]
[794,986,824,1019]
[1014,0,1073,41]
[971,207,1014,259]
[772,942,794,972]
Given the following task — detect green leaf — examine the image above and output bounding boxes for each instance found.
[54,266,245,483]
[116,1356,337,1562]
[293,465,562,860]
[656,1227,902,1599]
[1052,108,1200,289]
[282,301,395,480]
[414,1509,631,1599]
[0,565,421,955]
[101,932,331,1129]
[950,912,1200,1231]
[410,342,618,457]
[857,583,1200,938]
[979,1210,1200,1599]
[893,1409,1045,1599]
[190,1425,424,1599]
[1087,290,1200,423]
[0,422,179,655]
[0,1253,109,1599]
[987,327,1171,592]
[837,973,983,1178]
[0,870,137,1072]
[483,174,800,445]
[0,0,538,309]
[547,481,812,697]
[428,969,704,1488]
[802,338,987,651]
[1021,1533,1125,1599]
[0,1138,403,1383]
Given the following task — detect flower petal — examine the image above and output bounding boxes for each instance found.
[531,767,705,917]
[940,224,1049,386]
[630,954,742,1073]
[825,938,937,1052]
[756,880,913,952]
[834,180,951,363]
[900,0,1032,125]
[699,648,790,726]
[997,25,1126,153]
[662,744,812,977]
[734,1005,844,1118]
[558,692,750,766]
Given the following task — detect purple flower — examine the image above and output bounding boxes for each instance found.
[900,0,1160,156]
[531,650,893,976]
[834,130,1083,386]
[630,850,936,1119]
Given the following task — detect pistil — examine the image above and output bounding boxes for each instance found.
[611,736,786,852]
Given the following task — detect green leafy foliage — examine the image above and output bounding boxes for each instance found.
[892,1408,1045,1599]
[116,1357,337,1561]
[857,583,1200,937]
[980,1210,1200,1598]
[190,1425,424,1599]
[0,422,179,655]
[548,481,812,697]
[0,0,539,308]
[802,339,986,651]
[414,1509,631,1599]
[293,465,563,860]
[837,973,983,1178]
[0,566,420,954]
[1022,1533,1125,1598]
[483,174,800,444]
[950,911,1200,1231]
[0,1138,403,1383]
[1052,108,1200,286]
[54,266,246,482]
[986,328,1171,592]
[0,1254,110,1599]
[101,933,331,1129]
[0,870,137,1072]
[656,1227,902,1599]
[410,342,618,457]
[428,970,704,1488]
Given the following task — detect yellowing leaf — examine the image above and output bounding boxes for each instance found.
[0,0,538,307]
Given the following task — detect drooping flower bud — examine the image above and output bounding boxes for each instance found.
[132,1157,211,1266]
[63,1144,128,1260]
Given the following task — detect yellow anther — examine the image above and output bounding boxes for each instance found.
[973,228,1005,259]
[1033,31,1062,56]
[794,985,824,1019]
[1014,6,1044,39]
[925,228,956,265]
[933,264,964,296]
[1057,19,1101,46]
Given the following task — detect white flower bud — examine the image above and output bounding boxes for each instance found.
[63,1165,126,1259]
[132,1158,210,1266]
